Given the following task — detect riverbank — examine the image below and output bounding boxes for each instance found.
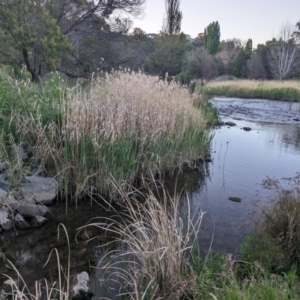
[0,68,215,208]
[198,79,300,102]
[3,179,300,300]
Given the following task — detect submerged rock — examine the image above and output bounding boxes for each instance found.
[19,176,58,205]
[225,121,236,126]
[15,213,31,229]
[1,218,12,231]
[243,127,252,131]
[228,197,242,202]
[30,216,48,227]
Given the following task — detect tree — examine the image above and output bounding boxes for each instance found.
[217,39,242,73]
[162,0,182,35]
[0,0,145,81]
[230,39,252,78]
[267,23,300,80]
[183,48,218,85]
[145,34,188,78]
[0,0,72,82]
[247,51,267,79]
[204,21,221,55]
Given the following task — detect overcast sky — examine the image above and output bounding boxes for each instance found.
[131,0,300,47]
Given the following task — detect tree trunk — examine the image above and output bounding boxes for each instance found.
[22,49,41,82]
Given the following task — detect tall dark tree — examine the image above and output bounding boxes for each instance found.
[203,21,221,55]
[230,38,252,78]
[162,0,182,35]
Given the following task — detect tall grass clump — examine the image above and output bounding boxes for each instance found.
[198,79,300,101]
[241,179,300,274]
[77,178,205,299]
[14,70,213,200]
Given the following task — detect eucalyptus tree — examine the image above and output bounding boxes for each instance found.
[0,0,145,81]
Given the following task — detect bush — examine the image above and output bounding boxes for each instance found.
[241,178,300,274]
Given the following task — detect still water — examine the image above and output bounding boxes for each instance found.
[192,97,300,252]
[1,97,300,293]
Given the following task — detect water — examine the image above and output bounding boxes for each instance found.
[1,97,300,294]
[190,97,300,253]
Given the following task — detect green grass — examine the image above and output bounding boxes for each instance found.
[198,80,300,101]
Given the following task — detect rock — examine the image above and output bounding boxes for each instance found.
[1,218,12,231]
[243,127,252,131]
[228,197,242,202]
[15,213,31,229]
[19,176,58,205]
[214,121,225,126]
[0,188,7,201]
[16,202,48,217]
[73,271,90,295]
[0,207,9,220]
[30,216,48,227]
[224,121,236,126]
[0,161,9,173]
[0,174,8,191]
[293,118,300,121]
[1,194,18,209]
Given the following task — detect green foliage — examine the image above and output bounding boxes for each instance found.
[0,0,72,82]
[145,34,188,77]
[230,39,252,78]
[204,21,221,55]
[241,187,300,275]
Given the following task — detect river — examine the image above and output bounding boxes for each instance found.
[1,97,300,296]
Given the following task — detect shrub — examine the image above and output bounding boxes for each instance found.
[241,177,300,274]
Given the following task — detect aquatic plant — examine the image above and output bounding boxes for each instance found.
[13,70,213,201]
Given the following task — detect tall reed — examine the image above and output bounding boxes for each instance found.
[14,71,212,201]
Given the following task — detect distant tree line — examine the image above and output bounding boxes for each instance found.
[0,0,299,83]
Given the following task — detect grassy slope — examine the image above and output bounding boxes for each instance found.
[198,80,300,101]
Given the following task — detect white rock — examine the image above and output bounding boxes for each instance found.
[73,271,89,294]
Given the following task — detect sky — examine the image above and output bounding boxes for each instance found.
[131,0,300,47]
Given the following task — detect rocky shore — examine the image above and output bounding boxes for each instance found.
[0,163,58,232]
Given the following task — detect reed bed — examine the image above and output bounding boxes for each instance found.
[13,70,212,200]
[199,79,300,101]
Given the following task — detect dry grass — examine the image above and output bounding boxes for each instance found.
[206,79,300,91]
[13,70,210,200]
[78,178,205,300]
[66,71,204,140]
